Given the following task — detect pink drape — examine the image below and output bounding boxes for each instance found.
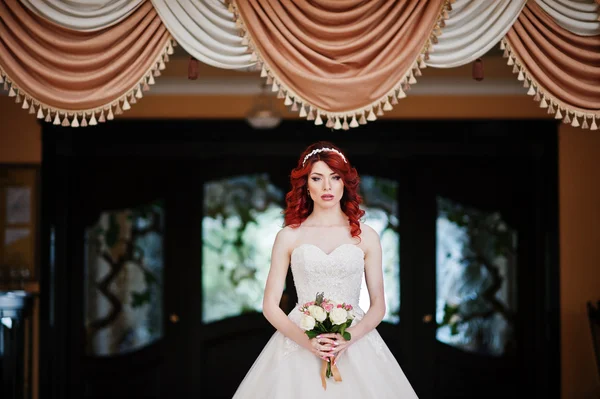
[232,0,447,128]
[505,2,600,127]
[0,0,173,126]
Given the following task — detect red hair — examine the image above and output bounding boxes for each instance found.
[284,141,365,238]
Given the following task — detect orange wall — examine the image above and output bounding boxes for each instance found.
[1,93,599,398]
[559,126,600,399]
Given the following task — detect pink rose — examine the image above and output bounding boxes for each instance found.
[304,311,310,315]
[323,303,334,312]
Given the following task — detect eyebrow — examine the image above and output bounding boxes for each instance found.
[310,172,337,176]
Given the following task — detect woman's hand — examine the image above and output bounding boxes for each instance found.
[309,335,337,362]
[316,330,354,365]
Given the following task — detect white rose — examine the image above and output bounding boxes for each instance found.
[329,307,348,325]
[308,305,327,322]
[300,314,316,331]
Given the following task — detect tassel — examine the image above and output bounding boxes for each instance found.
[350,115,359,128]
[507,57,514,66]
[397,88,406,99]
[99,110,106,123]
[81,114,88,128]
[291,101,299,112]
[555,108,562,119]
[582,116,589,129]
[90,112,98,126]
[500,41,506,50]
[326,116,334,129]
[517,70,525,81]
[28,103,35,114]
[136,86,143,99]
[563,112,571,124]
[540,97,548,108]
[342,117,349,131]
[166,41,174,56]
[261,66,268,78]
[129,94,136,105]
[472,58,484,81]
[414,67,422,77]
[4,81,8,91]
[61,114,70,127]
[391,91,399,105]
[123,97,131,111]
[307,108,315,121]
[299,105,307,118]
[53,112,61,125]
[22,98,29,109]
[143,81,150,91]
[188,57,199,80]
[37,107,45,119]
[154,68,161,77]
[571,115,580,128]
[266,75,273,85]
[527,85,535,96]
[115,102,123,115]
[359,112,367,125]
[0,74,3,84]
[333,117,342,130]
[277,89,285,99]
[71,114,79,128]
[315,113,323,126]
[158,59,166,71]
[419,58,427,69]
[408,70,417,84]
[272,82,279,92]
[15,92,21,104]
[591,116,598,131]
[8,86,16,97]
[148,74,155,85]
[534,91,541,102]
[250,53,258,62]
[523,79,530,89]
[383,98,393,111]
[107,107,114,120]
[45,110,52,123]
[367,109,377,121]
[284,95,293,106]
[377,104,384,116]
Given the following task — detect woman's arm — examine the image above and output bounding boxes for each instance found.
[348,224,386,340]
[262,228,335,360]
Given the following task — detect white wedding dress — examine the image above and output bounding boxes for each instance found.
[232,243,419,398]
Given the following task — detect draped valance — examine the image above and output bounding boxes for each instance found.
[0,0,597,130]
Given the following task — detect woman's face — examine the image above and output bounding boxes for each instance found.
[307,161,344,208]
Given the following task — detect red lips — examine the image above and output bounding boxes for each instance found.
[321,194,334,200]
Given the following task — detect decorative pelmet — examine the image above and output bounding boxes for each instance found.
[0,37,176,128]
[228,0,455,130]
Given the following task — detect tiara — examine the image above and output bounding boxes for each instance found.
[302,147,347,166]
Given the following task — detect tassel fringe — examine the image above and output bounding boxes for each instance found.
[229,0,452,129]
[501,38,598,131]
[0,37,176,128]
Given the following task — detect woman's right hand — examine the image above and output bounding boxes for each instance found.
[309,335,337,361]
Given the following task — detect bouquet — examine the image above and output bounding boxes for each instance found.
[298,292,354,389]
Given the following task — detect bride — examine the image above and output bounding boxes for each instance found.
[232,141,418,398]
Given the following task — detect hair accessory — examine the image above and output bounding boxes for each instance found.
[302,147,347,166]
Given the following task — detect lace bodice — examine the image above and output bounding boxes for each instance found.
[290,243,365,310]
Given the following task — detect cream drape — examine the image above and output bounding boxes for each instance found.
[536,0,600,36]
[151,0,253,70]
[428,0,526,68]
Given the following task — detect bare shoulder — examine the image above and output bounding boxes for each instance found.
[359,223,381,254]
[273,225,301,254]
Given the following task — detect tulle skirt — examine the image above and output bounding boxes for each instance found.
[232,327,419,398]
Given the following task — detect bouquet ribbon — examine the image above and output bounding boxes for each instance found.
[320,360,342,390]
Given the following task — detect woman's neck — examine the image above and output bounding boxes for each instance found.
[304,206,348,227]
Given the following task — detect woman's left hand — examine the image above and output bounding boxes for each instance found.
[323,328,354,365]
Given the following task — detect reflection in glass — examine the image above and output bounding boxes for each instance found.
[84,201,164,356]
[202,174,284,324]
[436,197,517,356]
[359,176,400,324]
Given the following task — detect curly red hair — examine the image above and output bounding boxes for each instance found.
[284,141,365,238]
